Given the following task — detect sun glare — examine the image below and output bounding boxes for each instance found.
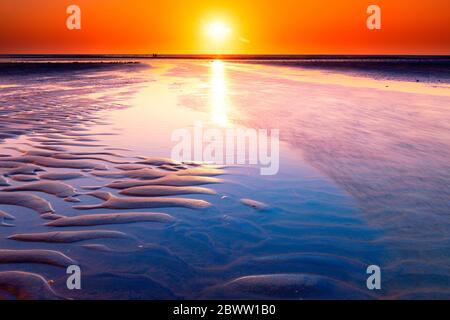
[206,21,231,42]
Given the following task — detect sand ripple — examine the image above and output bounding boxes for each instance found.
[45,212,175,227]
[74,192,211,210]
[8,230,129,243]
[2,181,78,198]
[0,192,54,215]
[0,249,76,267]
[0,271,63,300]
[106,175,222,189]
[39,172,85,181]
[1,155,107,170]
[0,209,15,227]
[119,186,216,197]
[201,273,371,299]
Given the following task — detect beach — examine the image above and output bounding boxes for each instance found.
[0,57,449,299]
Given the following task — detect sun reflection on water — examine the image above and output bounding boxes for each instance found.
[210,60,231,127]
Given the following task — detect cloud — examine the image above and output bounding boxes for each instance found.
[239,37,250,44]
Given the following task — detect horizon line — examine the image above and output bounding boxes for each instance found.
[1,53,450,60]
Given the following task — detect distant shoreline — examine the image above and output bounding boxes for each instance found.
[0,61,145,76]
[1,55,449,83]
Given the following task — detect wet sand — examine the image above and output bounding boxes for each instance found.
[0,59,449,299]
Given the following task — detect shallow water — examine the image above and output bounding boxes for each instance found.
[0,60,449,299]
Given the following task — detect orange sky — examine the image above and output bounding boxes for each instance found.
[0,0,449,54]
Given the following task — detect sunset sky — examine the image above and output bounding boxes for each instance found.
[0,0,449,54]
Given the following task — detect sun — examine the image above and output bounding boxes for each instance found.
[205,21,231,42]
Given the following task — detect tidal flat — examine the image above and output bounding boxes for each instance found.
[0,58,449,299]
